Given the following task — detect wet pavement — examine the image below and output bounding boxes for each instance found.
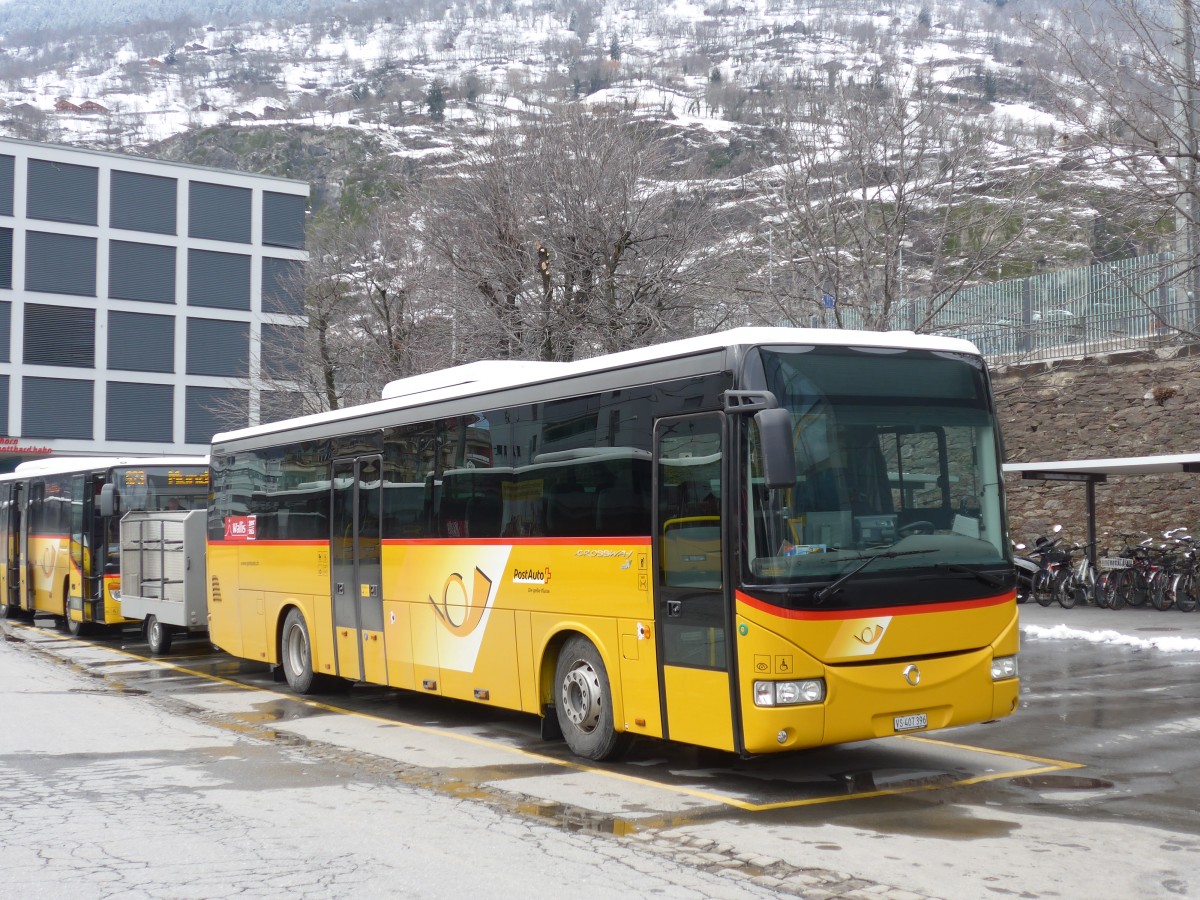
[3,604,1199,898]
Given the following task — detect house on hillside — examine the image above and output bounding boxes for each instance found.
[79,101,109,114]
[54,99,81,113]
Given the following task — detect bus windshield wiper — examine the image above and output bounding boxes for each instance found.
[814,549,937,604]
[933,563,1009,587]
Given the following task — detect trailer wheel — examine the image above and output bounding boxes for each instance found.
[146,615,173,655]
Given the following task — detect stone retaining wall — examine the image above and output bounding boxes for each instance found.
[994,344,1200,548]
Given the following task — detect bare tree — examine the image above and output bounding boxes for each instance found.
[258,207,450,416]
[1021,0,1200,331]
[752,71,1044,333]
[420,107,735,362]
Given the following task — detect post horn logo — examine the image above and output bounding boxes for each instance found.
[429,567,494,637]
[851,622,887,647]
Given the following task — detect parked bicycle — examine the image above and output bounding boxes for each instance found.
[1020,526,1073,607]
[1168,537,1200,613]
[1052,538,1102,609]
[1149,531,1192,611]
[1104,534,1157,610]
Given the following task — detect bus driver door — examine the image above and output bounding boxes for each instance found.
[330,456,385,684]
[653,413,736,752]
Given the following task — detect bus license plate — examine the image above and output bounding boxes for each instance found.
[894,713,928,732]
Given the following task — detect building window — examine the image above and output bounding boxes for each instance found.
[0,228,11,290]
[260,390,305,425]
[0,302,9,363]
[109,240,176,304]
[27,159,98,225]
[111,170,177,235]
[187,249,250,310]
[262,257,304,315]
[24,303,94,368]
[0,155,13,217]
[25,232,96,297]
[108,311,174,373]
[261,323,305,379]
[107,382,173,442]
[22,377,93,439]
[187,318,248,376]
[186,386,248,444]
[262,192,306,249]
[188,181,251,244]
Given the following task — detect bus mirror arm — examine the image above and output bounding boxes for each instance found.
[754,407,796,489]
[99,483,117,518]
[722,390,797,489]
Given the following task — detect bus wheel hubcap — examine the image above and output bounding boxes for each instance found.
[563,663,601,733]
[286,627,305,672]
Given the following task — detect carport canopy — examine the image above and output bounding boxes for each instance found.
[1003,453,1200,567]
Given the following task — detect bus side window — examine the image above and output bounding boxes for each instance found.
[465,491,502,538]
[546,480,593,537]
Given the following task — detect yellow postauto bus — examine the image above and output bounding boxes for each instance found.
[0,456,209,634]
[207,327,1019,760]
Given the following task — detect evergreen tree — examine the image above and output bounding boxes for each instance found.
[426,79,446,122]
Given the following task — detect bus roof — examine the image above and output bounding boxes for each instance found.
[214,326,982,448]
[0,455,209,482]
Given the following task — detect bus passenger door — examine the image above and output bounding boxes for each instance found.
[653,413,736,752]
[0,484,20,613]
[20,481,38,613]
[330,456,385,684]
[67,475,89,627]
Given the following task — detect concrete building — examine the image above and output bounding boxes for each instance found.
[0,136,308,471]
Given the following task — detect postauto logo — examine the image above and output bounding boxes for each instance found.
[512,566,550,585]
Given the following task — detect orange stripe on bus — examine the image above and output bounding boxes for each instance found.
[735,589,1014,620]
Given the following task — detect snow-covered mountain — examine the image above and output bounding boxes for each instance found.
[1,1,1052,155]
[2,0,1160,344]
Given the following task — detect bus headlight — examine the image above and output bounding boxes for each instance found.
[991,656,1018,681]
[754,678,825,707]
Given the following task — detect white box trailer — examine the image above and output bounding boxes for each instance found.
[118,509,207,654]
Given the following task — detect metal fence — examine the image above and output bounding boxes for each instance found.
[822,253,1199,364]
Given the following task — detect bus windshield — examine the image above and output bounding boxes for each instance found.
[114,465,210,512]
[743,345,1008,594]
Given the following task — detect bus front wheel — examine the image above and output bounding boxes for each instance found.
[554,636,625,762]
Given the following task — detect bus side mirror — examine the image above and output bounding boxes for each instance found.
[754,407,796,489]
[99,483,116,518]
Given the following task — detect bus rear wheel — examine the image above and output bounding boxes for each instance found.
[146,615,173,655]
[281,608,320,694]
[554,636,625,762]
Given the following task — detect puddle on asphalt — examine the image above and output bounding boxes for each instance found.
[1010,774,1114,790]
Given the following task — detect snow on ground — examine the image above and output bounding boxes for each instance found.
[1024,622,1200,653]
